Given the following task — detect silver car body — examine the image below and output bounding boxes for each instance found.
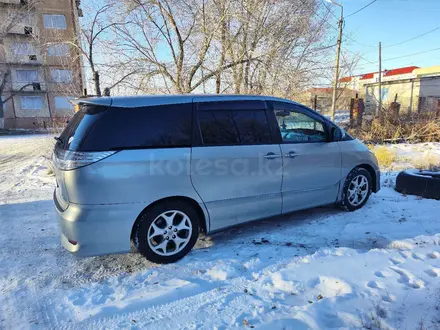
[53,95,380,257]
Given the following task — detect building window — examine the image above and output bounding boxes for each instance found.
[16,70,38,83]
[12,42,35,55]
[43,14,67,29]
[24,26,33,35]
[1,96,6,115]
[20,96,43,110]
[51,69,72,83]
[47,44,69,56]
[54,96,74,109]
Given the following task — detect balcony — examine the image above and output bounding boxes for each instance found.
[8,24,38,37]
[6,54,42,65]
[11,82,47,92]
[0,0,27,5]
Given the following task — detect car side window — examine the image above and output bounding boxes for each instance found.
[197,109,271,146]
[233,110,271,144]
[274,108,327,143]
[198,111,239,145]
[77,104,193,151]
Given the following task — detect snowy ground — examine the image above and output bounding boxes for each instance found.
[324,111,350,125]
[0,135,439,330]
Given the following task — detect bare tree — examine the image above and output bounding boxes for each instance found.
[68,0,346,98]
[188,0,336,97]
[336,52,360,101]
[112,0,263,93]
[45,0,136,97]
[317,50,360,111]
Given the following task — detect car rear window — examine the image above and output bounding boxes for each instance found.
[57,103,192,151]
[58,104,107,151]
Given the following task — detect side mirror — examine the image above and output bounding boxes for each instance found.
[331,126,345,141]
[340,128,346,139]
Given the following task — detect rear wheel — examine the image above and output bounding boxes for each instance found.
[340,168,372,212]
[134,200,200,264]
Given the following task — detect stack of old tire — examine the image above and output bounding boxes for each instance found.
[395,170,440,200]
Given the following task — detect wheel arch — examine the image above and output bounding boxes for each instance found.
[356,164,377,192]
[130,196,209,242]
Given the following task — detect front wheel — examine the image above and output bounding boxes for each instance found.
[340,168,372,212]
[134,200,200,264]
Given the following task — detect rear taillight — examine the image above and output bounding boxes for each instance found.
[53,148,116,171]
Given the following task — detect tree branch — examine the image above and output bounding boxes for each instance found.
[1,81,37,105]
[191,57,261,92]
[107,70,139,90]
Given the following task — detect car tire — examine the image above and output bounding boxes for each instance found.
[340,167,373,212]
[134,200,200,264]
[395,170,440,200]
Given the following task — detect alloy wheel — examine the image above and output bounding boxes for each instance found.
[147,210,193,256]
[347,174,369,206]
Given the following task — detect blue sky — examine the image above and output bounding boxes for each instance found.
[85,0,440,89]
[333,0,440,75]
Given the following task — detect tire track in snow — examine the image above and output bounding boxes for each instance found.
[46,253,300,328]
[55,278,248,329]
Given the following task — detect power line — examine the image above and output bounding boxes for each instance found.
[343,33,376,49]
[346,0,378,18]
[358,47,440,65]
[321,0,340,21]
[384,26,440,48]
[328,18,375,48]
[299,0,377,68]
[310,2,375,49]
[350,25,440,57]
[342,47,376,64]
[384,47,440,62]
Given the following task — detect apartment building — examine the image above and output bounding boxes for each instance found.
[0,0,83,129]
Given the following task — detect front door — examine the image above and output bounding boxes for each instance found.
[269,101,342,214]
[191,100,283,231]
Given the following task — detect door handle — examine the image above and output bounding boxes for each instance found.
[284,151,299,158]
[264,152,282,159]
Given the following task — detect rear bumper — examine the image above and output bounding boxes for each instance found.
[54,190,146,257]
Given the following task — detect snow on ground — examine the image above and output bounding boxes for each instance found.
[0,135,439,330]
[324,111,350,125]
[389,142,440,160]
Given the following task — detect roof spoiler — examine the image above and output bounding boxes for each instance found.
[71,97,113,112]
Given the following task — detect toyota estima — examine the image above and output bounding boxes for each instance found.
[53,95,380,264]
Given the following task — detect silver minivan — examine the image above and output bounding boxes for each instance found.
[53,95,380,264]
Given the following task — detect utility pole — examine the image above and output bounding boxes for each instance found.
[330,7,343,122]
[378,41,382,116]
